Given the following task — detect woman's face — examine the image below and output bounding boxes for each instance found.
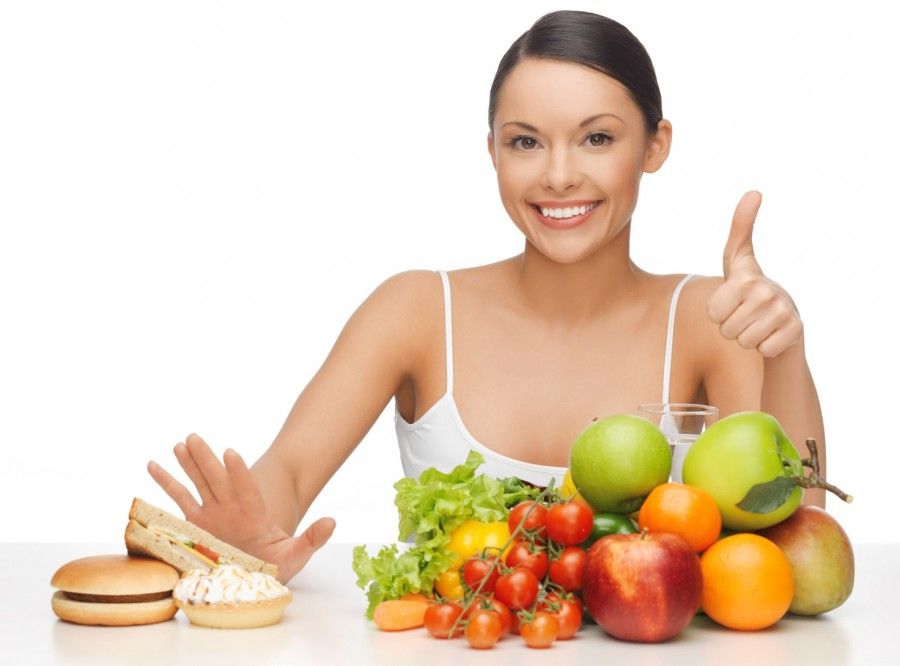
[488,58,672,264]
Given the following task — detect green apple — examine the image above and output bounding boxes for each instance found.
[569,414,671,514]
[682,411,802,531]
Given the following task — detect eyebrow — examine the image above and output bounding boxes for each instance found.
[501,113,624,132]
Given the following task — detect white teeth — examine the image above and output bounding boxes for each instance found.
[539,201,599,219]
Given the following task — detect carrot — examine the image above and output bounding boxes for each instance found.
[372,599,429,631]
[399,592,431,604]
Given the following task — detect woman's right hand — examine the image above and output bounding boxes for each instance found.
[147,433,335,584]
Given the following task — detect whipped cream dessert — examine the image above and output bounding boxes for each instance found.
[174,564,289,605]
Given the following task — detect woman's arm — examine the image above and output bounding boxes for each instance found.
[760,340,826,506]
[149,269,439,579]
[696,191,826,507]
[685,278,826,508]
[252,268,438,533]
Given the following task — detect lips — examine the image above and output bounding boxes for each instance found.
[530,200,603,230]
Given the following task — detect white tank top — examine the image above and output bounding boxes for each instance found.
[395,270,696,486]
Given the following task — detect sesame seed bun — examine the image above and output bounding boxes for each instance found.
[50,554,179,626]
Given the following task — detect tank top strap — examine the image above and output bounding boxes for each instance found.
[661,274,697,404]
[437,269,454,394]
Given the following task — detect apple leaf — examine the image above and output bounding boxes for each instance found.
[736,476,799,514]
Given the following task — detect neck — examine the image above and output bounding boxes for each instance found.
[513,222,643,326]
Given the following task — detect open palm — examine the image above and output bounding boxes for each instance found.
[148,433,334,583]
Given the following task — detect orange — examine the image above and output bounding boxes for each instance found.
[700,533,794,631]
[637,483,722,552]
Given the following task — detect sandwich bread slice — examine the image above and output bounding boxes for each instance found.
[125,497,278,578]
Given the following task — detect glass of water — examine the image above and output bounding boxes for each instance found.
[638,403,718,483]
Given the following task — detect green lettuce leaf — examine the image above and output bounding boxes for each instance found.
[351,451,542,617]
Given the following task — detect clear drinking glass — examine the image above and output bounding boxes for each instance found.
[638,403,718,483]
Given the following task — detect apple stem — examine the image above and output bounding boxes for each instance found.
[798,438,854,503]
[802,438,822,478]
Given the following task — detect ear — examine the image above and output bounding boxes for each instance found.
[487,132,497,171]
[642,119,672,174]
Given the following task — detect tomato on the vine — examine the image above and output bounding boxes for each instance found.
[465,608,503,649]
[462,556,500,594]
[555,597,583,639]
[495,567,540,609]
[505,540,549,580]
[520,610,559,648]
[508,501,548,540]
[549,545,586,591]
[424,602,464,639]
[487,597,512,635]
[540,594,583,640]
[546,500,594,545]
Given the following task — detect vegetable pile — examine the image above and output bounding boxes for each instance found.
[352,451,541,617]
[352,451,640,649]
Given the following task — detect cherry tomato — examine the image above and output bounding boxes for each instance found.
[548,545,586,591]
[510,611,521,635]
[424,602,464,639]
[465,608,502,649]
[555,597,583,639]
[495,567,539,609]
[538,592,583,639]
[546,500,593,545]
[508,501,548,541]
[520,610,559,648]
[488,597,512,635]
[462,556,499,594]
[505,541,549,580]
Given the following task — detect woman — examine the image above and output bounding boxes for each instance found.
[148,11,825,583]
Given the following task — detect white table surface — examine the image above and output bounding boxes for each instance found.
[1,541,895,665]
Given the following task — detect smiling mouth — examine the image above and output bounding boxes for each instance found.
[531,200,602,220]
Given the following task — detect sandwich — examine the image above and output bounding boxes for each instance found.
[50,554,179,626]
[124,497,278,578]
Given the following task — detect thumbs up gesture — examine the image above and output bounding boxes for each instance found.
[706,191,803,358]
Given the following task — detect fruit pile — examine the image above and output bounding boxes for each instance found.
[355,410,854,648]
[569,412,855,641]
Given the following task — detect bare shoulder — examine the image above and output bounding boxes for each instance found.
[353,269,443,371]
[367,269,442,310]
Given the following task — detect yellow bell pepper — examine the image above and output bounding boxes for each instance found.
[561,469,588,504]
[434,520,511,599]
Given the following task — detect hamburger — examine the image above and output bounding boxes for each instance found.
[50,555,179,626]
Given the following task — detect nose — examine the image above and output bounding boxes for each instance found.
[541,146,583,193]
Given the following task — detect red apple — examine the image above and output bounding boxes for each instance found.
[758,505,854,615]
[582,531,702,642]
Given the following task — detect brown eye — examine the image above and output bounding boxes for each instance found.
[587,132,611,146]
[510,136,538,150]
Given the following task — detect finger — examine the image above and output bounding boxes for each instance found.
[735,313,781,351]
[757,319,804,357]
[723,191,762,278]
[173,441,215,504]
[717,300,761,341]
[223,448,268,518]
[706,279,745,325]
[279,517,337,583]
[147,460,201,519]
[185,433,236,504]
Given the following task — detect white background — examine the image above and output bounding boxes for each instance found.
[1,0,897,545]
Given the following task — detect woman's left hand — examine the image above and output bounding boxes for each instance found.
[706,191,804,358]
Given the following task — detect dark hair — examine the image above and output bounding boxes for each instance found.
[488,11,662,135]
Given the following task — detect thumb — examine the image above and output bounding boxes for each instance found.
[723,190,762,277]
[279,517,337,583]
